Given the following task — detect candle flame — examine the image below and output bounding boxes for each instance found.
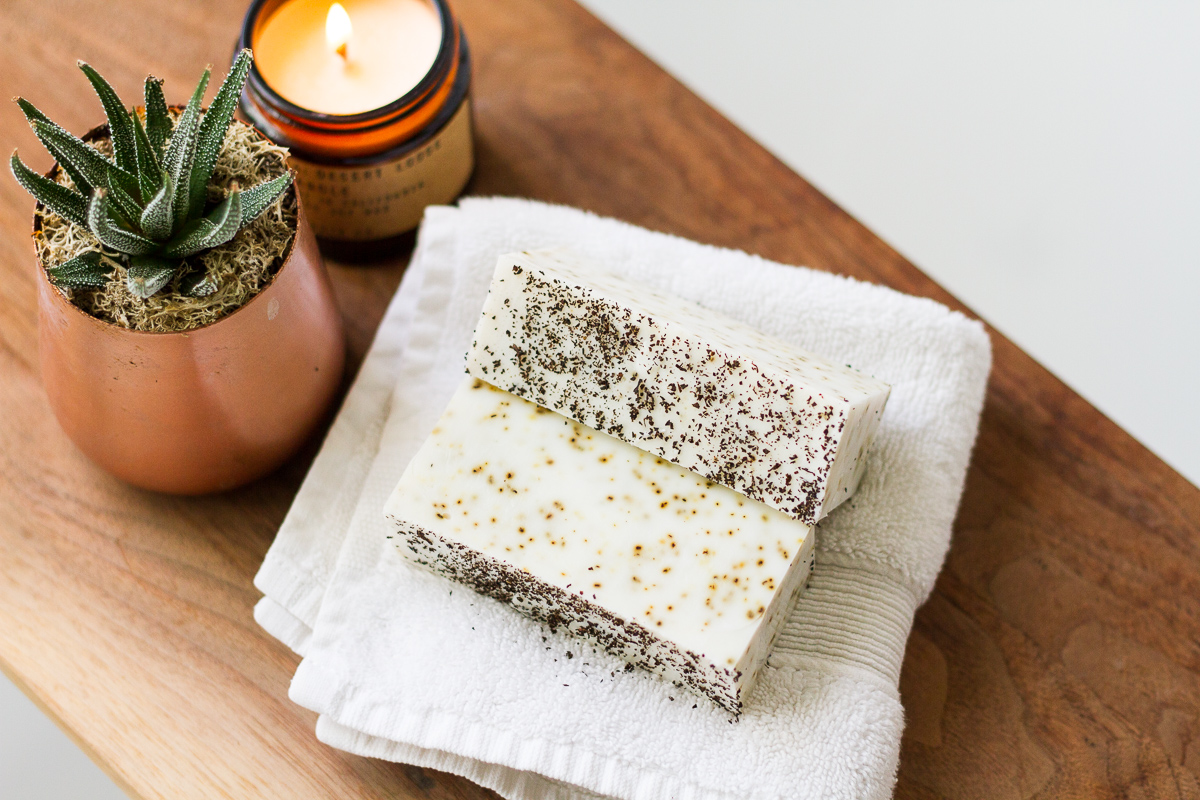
[326,3,352,59]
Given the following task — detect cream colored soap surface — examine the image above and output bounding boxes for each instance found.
[386,378,813,668]
[465,250,892,524]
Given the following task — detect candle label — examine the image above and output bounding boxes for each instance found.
[291,100,473,241]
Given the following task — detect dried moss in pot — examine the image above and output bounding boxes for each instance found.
[36,120,295,332]
[12,50,297,333]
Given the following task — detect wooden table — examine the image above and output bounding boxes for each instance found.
[1,1,1197,798]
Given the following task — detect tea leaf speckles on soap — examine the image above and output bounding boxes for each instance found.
[384,378,815,713]
[465,250,892,525]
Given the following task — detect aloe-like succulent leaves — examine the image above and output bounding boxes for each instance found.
[163,191,242,258]
[143,77,172,162]
[126,255,179,299]
[10,152,88,228]
[187,50,252,220]
[237,173,294,225]
[130,113,163,204]
[87,192,158,255]
[79,62,138,174]
[14,56,295,299]
[30,120,121,193]
[16,99,95,196]
[25,111,140,204]
[46,251,112,289]
[162,68,211,231]
[106,168,145,226]
[179,268,218,298]
[139,170,176,241]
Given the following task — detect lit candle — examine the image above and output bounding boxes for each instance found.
[238,0,475,251]
[327,3,352,58]
[254,0,443,116]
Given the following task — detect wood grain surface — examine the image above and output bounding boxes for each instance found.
[1,1,1197,798]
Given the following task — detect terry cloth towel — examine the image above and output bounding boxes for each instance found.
[254,197,992,800]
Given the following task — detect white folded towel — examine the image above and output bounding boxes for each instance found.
[254,197,992,800]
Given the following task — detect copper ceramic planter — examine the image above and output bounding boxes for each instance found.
[35,188,346,495]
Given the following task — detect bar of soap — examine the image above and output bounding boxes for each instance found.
[384,377,815,712]
[466,250,891,524]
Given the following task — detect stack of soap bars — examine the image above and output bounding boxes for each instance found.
[384,250,891,712]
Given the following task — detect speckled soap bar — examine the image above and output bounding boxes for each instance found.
[384,377,815,713]
[465,250,891,524]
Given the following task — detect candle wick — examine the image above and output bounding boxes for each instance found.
[335,42,348,59]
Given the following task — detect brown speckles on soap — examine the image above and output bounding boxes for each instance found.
[384,377,816,713]
[465,251,891,524]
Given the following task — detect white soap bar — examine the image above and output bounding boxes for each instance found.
[466,250,891,524]
[384,377,815,712]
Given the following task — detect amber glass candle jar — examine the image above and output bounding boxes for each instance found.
[237,0,473,254]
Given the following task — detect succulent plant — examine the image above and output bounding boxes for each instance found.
[10,50,293,298]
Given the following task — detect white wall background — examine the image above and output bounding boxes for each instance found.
[579,0,1200,486]
[3,2,1197,797]
[0,674,125,798]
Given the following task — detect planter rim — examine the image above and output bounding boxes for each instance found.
[31,118,301,339]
